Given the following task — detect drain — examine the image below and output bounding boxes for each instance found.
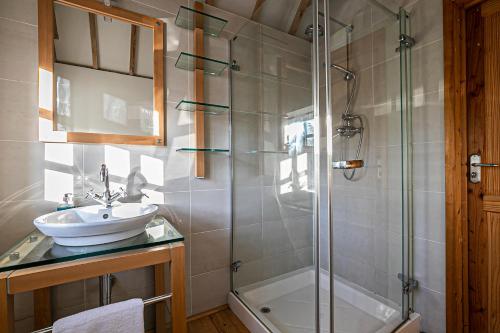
[260,306,271,314]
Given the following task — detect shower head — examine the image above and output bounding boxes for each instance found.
[331,63,356,81]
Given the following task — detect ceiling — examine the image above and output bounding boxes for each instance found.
[206,0,311,38]
[205,0,401,39]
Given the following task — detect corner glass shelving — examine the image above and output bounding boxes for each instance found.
[175,6,228,37]
[176,100,229,114]
[176,148,230,153]
[175,52,228,76]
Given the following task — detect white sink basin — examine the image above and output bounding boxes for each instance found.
[34,203,159,246]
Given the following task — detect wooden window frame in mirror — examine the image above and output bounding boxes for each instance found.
[38,0,165,146]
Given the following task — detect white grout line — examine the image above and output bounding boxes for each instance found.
[413,236,445,246]
[0,16,37,28]
[0,77,36,85]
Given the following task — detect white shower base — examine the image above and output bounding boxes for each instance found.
[229,267,420,333]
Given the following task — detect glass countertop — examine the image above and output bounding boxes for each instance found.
[0,215,183,273]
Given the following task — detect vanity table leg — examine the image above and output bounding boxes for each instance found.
[0,272,14,333]
[154,264,167,333]
[170,244,186,333]
[33,287,52,329]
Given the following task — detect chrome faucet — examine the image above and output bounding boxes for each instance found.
[86,164,127,208]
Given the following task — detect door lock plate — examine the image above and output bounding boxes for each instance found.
[470,154,481,183]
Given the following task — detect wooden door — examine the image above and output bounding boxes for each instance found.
[467,1,500,332]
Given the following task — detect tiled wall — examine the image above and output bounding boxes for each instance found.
[0,0,248,331]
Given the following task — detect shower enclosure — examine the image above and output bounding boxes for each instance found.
[229,0,414,332]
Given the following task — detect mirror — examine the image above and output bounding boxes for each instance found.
[38,0,165,145]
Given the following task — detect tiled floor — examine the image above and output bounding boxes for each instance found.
[260,285,385,333]
[188,307,250,333]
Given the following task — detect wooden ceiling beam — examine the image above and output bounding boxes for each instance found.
[129,25,138,75]
[288,0,311,35]
[88,13,99,69]
[251,0,266,20]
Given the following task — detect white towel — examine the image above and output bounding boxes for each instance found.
[53,298,144,333]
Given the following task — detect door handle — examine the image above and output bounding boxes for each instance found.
[470,154,499,183]
[471,163,499,167]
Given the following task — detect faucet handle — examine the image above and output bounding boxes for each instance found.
[118,187,128,197]
[85,187,94,199]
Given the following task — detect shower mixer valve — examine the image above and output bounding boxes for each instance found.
[336,114,364,138]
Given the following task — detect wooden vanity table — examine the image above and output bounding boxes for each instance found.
[0,217,186,333]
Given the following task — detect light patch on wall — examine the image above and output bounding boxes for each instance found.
[141,189,164,205]
[45,143,74,166]
[280,158,292,181]
[104,145,130,178]
[140,155,164,186]
[299,174,308,190]
[153,111,160,136]
[44,169,73,202]
[280,181,292,194]
[297,153,308,173]
[38,68,53,111]
[39,118,67,142]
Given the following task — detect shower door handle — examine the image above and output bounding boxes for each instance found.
[470,154,499,183]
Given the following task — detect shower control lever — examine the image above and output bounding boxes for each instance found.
[470,154,499,183]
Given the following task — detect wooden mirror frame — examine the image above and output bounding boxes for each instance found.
[38,0,165,145]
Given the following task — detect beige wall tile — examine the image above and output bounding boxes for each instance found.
[0,18,37,83]
[191,267,230,314]
[191,228,230,276]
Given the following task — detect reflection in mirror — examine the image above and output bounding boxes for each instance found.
[53,3,157,137]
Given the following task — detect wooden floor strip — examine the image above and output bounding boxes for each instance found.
[209,309,250,333]
[188,307,250,333]
[188,316,220,333]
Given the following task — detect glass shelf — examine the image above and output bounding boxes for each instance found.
[176,100,229,114]
[176,148,230,153]
[246,150,289,154]
[0,216,183,273]
[175,52,228,76]
[175,6,228,37]
[232,110,314,120]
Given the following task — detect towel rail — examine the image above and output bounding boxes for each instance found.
[31,293,172,333]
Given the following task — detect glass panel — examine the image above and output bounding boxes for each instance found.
[175,52,228,76]
[175,100,229,114]
[0,216,183,272]
[175,148,229,152]
[230,15,317,332]
[328,0,410,332]
[175,5,227,37]
[54,3,156,136]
